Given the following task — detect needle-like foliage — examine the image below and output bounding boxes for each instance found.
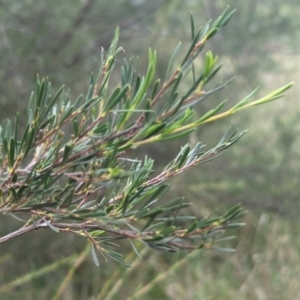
[0,7,293,266]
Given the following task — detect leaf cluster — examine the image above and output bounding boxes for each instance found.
[0,7,293,266]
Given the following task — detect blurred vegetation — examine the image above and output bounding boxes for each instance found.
[0,0,299,299]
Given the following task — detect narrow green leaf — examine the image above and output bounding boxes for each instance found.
[225,223,246,228]
[137,208,164,219]
[23,128,35,157]
[190,13,195,40]
[14,113,19,148]
[141,215,156,231]
[142,123,166,140]
[185,142,205,165]
[159,128,194,142]
[151,79,161,99]
[8,137,15,169]
[39,115,55,129]
[216,127,235,147]
[140,184,170,211]
[206,27,218,39]
[204,64,222,85]
[9,213,25,222]
[222,203,242,219]
[73,118,79,137]
[27,92,35,120]
[206,230,225,238]
[160,202,189,214]
[129,240,142,259]
[159,226,176,236]
[41,85,64,119]
[232,86,260,110]
[214,236,236,243]
[59,187,75,208]
[91,244,100,267]
[143,234,165,242]
[86,77,95,101]
[36,78,45,110]
[106,250,129,266]
[185,220,198,234]
[62,143,73,165]
[219,9,236,27]
[74,94,83,110]
[10,187,17,201]
[59,104,74,125]
[211,247,236,253]
[165,42,182,80]
[181,29,201,69]
[181,73,203,101]
[174,144,190,169]
[89,72,95,88]
[79,96,101,112]
[249,82,294,107]
[211,6,230,28]
[44,219,60,233]
[23,202,58,209]
[196,100,227,124]
[121,194,130,216]
[19,124,29,154]
[104,85,129,112]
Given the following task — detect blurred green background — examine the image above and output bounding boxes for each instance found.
[0,1,299,299]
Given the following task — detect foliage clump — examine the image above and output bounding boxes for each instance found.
[0,7,292,266]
